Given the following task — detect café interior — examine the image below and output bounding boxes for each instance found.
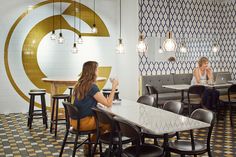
[0,0,236,156]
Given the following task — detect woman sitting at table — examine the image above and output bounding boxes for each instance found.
[72,61,119,154]
[191,57,219,109]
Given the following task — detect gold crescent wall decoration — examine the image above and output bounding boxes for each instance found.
[4,0,110,108]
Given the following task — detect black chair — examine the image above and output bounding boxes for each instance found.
[68,86,74,103]
[59,102,97,157]
[137,95,155,106]
[114,116,163,157]
[183,85,205,115]
[27,89,48,129]
[168,109,215,157]
[142,101,183,145]
[145,84,159,107]
[50,94,70,137]
[219,84,236,126]
[92,108,131,156]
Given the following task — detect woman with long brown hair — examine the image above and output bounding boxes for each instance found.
[71,61,118,154]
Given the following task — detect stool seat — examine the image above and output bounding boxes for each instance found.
[52,94,70,99]
[68,86,74,89]
[30,89,46,92]
[29,91,46,95]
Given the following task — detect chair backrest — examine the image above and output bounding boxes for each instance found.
[145,84,158,95]
[188,85,205,96]
[163,101,183,114]
[62,102,80,130]
[190,109,215,149]
[228,84,236,102]
[92,107,114,126]
[137,95,155,106]
[114,116,141,155]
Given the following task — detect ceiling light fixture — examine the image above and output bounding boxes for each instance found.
[116,0,124,54]
[212,0,219,53]
[78,0,83,44]
[72,0,78,53]
[58,0,64,44]
[91,0,98,33]
[163,0,177,52]
[50,0,56,40]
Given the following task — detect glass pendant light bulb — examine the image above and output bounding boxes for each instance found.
[137,34,148,54]
[158,47,164,53]
[163,31,177,52]
[78,35,83,44]
[91,24,98,33]
[72,43,79,54]
[50,30,56,40]
[58,32,64,44]
[179,42,187,53]
[116,38,124,54]
[212,42,220,53]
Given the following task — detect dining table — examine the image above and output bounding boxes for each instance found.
[97,99,210,156]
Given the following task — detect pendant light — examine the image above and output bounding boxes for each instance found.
[91,0,98,33]
[137,0,147,54]
[179,0,187,53]
[158,36,164,53]
[116,0,124,54]
[212,0,219,53]
[78,0,83,44]
[50,0,56,40]
[72,0,78,53]
[58,0,64,44]
[163,0,177,52]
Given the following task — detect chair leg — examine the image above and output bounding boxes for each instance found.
[59,130,69,157]
[230,105,233,127]
[29,95,35,129]
[176,132,180,140]
[27,95,33,127]
[208,149,212,157]
[72,133,79,157]
[92,132,100,156]
[180,155,185,157]
[41,94,48,129]
[50,98,56,133]
[88,134,92,157]
[54,99,59,137]
[154,138,158,145]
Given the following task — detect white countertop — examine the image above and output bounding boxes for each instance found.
[98,99,209,135]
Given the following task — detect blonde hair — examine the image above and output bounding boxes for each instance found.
[198,57,209,67]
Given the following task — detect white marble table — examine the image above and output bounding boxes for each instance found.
[98,99,210,156]
[98,99,209,135]
[163,84,190,102]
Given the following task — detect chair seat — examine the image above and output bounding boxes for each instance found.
[99,132,131,144]
[183,98,201,105]
[29,91,46,95]
[142,130,177,139]
[220,97,236,103]
[69,126,96,135]
[123,144,163,157]
[30,89,46,92]
[169,140,206,154]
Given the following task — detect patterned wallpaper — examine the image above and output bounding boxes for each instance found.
[138,0,236,79]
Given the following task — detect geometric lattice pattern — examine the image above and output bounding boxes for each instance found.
[139,0,236,79]
[0,112,236,156]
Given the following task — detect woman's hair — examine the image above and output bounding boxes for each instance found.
[73,61,98,100]
[198,57,209,67]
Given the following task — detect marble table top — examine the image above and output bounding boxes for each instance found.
[98,99,210,135]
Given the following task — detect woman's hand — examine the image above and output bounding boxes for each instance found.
[111,79,119,90]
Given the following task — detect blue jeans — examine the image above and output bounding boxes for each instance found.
[202,88,219,109]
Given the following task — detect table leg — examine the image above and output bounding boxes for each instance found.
[181,90,184,102]
[163,133,170,157]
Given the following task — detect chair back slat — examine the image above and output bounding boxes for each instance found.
[228,84,236,94]
[163,101,183,114]
[92,108,114,125]
[62,102,80,129]
[137,95,155,106]
[190,109,215,125]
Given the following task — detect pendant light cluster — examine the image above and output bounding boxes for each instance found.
[91,0,98,33]
[50,0,56,40]
[58,0,64,44]
[72,0,79,53]
[116,0,124,54]
[179,0,187,53]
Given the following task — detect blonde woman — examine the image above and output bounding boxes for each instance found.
[191,57,213,85]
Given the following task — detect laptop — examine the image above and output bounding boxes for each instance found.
[215,73,230,84]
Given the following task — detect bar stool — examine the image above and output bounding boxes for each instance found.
[68,86,74,103]
[27,89,48,129]
[50,94,70,137]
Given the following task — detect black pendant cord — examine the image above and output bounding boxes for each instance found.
[93,0,96,25]
[120,0,121,38]
[52,0,54,31]
[168,0,170,31]
[181,0,184,42]
[60,0,62,33]
[74,0,76,43]
[140,0,143,34]
[79,0,81,34]
[213,0,216,42]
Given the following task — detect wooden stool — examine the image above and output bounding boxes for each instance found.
[50,94,70,137]
[27,90,48,129]
[68,86,74,103]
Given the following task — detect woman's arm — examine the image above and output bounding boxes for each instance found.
[193,68,200,84]
[93,80,119,107]
[206,67,213,81]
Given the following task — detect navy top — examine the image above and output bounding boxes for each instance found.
[73,84,100,119]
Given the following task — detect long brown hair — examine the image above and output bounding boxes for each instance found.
[74,61,98,100]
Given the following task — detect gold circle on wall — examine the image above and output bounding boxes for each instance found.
[4,0,110,108]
